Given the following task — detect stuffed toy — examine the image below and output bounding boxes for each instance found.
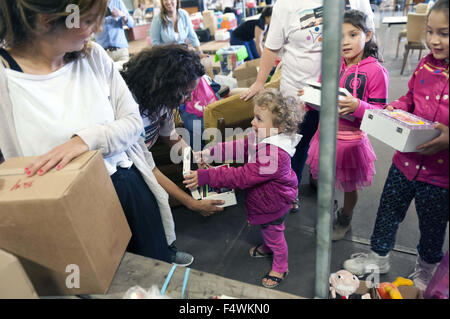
[329,270,371,299]
[377,277,413,299]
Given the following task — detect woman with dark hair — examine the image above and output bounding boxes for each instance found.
[0,0,192,266]
[150,0,202,53]
[121,44,225,219]
[230,6,273,61]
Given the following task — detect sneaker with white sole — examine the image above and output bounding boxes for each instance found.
[343,251,391,277]
[168,241,194,267]
[172,251,194,267]
[408,257,437,292]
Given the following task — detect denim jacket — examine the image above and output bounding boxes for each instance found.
[150,9,200,47]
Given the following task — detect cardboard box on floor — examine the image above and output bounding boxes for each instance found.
[233,59,260,88]
[0,249,38,299]
[0,151,131,296]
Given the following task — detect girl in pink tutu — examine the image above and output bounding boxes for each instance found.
[302,10,389,241]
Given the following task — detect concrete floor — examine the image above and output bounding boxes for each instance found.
[166,11,449,299]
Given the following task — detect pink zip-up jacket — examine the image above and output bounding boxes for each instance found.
[338,56,389,128]
[197,132,301,225]
[389,53,449,189]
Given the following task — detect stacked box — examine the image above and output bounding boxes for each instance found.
[0,151,131,296]
[361,109,440,152]
[215,45,248,74]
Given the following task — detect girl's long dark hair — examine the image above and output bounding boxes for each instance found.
[344,10,379,61]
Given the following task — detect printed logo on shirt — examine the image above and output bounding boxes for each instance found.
[298,7,323,46]
[344,72,367,100]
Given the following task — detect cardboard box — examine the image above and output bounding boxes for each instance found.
[0,249,38,299]
[183,147,237,208]
[202,10,218,36]
[233,59,260,88]
[0,151,131,296]
[215,45,248,74]
[301,81,355,122]
[360,109,440,152]
[201,56,221,78]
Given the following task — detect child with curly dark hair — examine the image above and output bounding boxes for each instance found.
[121,44,225,265]
[184,89,304,289]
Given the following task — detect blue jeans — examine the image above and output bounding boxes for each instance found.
[291,110,320,186]
[179,106,205,151]
[230,33,260,61]
[111,165,172,263]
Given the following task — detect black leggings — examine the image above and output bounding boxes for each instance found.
[111,165,172,263]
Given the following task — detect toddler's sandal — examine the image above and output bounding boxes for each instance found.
[249,244,273,258]
[262,271,288,289]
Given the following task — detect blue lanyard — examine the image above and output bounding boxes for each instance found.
[160,265,191,299]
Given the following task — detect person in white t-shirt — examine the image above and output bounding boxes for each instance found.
[241,0,375,213]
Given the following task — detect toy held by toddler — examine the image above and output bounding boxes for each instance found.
[184,88,304,288]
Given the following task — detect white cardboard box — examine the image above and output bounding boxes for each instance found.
[360,109,440,153]
[301,81,355,122]
[183,147,237,208]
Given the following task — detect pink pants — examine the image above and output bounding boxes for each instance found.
[260,222,288,273]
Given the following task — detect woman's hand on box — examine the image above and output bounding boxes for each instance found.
[416,123,449,155]
[24,136,89,177]
[297,88,305,97]
[338,96,360,115]
[385,105,395,111]
[183,170,199,189]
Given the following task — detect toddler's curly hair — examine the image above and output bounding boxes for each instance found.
[254,88,305,136]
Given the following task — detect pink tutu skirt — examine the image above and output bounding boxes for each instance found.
[306,130,377,192]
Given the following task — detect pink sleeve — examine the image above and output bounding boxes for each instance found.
[210,137,249,163]
[389,60,425,112]
[352,66,389,119]
[198,145,281,190]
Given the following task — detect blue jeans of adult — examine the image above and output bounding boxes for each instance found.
[179,105,205,151]
[230,33,260,61]
[291,110,320,187]
[111,165,172,263]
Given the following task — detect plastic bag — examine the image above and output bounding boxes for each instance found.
[424,251,449,299]
[185,76,218,118]
[122,285,172,299]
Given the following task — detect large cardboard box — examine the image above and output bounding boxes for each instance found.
[0,249,38,299]
[361,109,440,152]
[0,151,131,296]
[233,59,260,88]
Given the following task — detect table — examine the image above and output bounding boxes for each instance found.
[381,16,407,56]
[85,253,303,299]
[199,40,231,55]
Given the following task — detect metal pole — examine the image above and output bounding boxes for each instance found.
[314,1,343,299]
[242,0,247,20]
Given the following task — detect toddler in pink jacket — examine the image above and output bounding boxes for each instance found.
[184,89,303,289]
[343,0,449,292]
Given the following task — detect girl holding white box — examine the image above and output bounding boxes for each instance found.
[343,0,449,292]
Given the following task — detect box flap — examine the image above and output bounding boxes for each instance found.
[0,151,98,177]
[0,151,100,201]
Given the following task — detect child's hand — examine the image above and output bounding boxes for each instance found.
[297,88,305,97]
[183,170,199,189]
[194,150,211,169]
[416,123,449,155]
[338,96,360,115]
